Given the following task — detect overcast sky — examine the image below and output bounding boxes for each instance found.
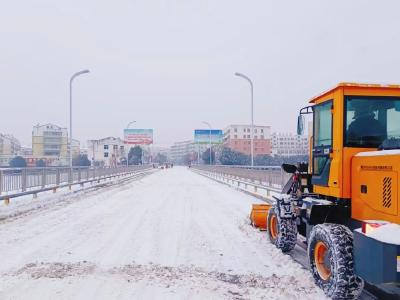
[1,1,400,147]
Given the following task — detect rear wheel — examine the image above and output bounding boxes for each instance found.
[308,224,364,299]
[267,207,297,253]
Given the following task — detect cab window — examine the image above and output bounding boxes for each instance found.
[313,101,332,147]
[345,97,400,148]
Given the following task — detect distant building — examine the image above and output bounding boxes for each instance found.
[0,134,21,166]
[170,140,209,164]
[271,132,309,157]
[19,146,33,156]
[87,137,125,167]
[223,125,272,155]
[70,139,80,158]
[32,123,68,165]
[150,145,171,162]
[170,140,195,164]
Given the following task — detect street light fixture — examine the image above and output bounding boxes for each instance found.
[235,72,254,167]
[125,120,136,166]
[202,121,212,165]
[69,69,90,168]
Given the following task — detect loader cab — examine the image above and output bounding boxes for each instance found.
[298,83,400,200]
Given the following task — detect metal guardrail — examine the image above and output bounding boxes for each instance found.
[0,165,152,201]
[191,165,290,200]
[191,165,290,189]
[200,165,283,171]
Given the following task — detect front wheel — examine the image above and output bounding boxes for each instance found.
[308,224,364,300]
[267,206,297,253]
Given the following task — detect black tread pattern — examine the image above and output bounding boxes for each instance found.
[308,224,364,300]
[267,206,297,253]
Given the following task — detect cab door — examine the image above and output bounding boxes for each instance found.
[312,100,333,186]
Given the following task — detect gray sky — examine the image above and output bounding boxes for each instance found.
[1,0,400,147]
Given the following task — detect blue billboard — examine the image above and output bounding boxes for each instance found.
[194,129,223,144]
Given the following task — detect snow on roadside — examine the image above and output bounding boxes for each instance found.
[0,171,153,222]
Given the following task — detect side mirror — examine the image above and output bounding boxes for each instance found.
[297,115,305,135]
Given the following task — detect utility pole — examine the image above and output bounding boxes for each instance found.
[69,69,90,168]
[235,72,254,166]
[202,121,212,165]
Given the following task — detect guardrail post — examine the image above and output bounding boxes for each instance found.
[56,169,60,186]
[22,169,27,192]
[68,168,71,184]
[41,169,46,188]
[68,168,72,190]
[78,168,81,182]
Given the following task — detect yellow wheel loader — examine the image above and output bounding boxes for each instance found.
[267,83,400,299]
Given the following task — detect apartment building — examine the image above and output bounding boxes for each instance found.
[271,132,309,156]
[31,124,69,166]
[32,123,68,156]
[0,134,21,166]
[87,137,125,166]
[170,140,209,164]
[223,125,272,155]
[170,140,195,164]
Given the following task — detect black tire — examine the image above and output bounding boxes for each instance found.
[267,206,297,253]
[308,224,364,300]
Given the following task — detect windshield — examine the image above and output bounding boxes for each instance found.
[345,96,400,148]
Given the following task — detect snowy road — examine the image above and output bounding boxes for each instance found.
[0,167,326,300]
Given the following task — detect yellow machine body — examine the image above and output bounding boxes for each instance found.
[352,152,400,224]
[308,83,400,224]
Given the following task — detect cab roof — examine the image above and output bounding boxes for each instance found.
[309,82,400,104]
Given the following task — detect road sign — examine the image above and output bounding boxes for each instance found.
[194,129,223,144]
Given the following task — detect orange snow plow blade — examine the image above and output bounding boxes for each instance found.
[249,204,272,230]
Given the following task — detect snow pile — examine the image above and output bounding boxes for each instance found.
[366,223,400,245]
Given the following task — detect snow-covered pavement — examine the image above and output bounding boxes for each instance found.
[0,167,326,300]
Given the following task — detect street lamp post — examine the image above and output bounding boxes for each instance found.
[125,121,136,166]
[69,69,90,168]
[235,72,254,167]
[202,121,212,165]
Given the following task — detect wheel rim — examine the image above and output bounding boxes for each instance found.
[270,214,278,239]
[314,241,331,281]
